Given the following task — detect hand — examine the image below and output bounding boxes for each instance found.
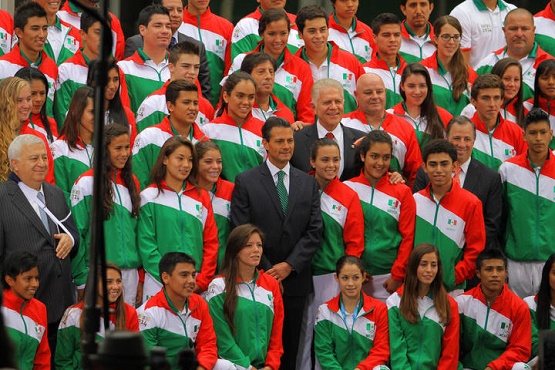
[55,233,73,259]
[266,262,293,282]
[135,281,144,307]
[291,121,306,131]
[383,277,403,294]
[388,171,406,185]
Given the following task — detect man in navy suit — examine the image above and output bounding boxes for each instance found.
[414,115,503,251]
[290,78,366,181]
[230,117,322,369]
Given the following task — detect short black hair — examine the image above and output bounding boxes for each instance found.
[166,79,198,104]
[354,130,393,171]
[2,251,38,283]
[470,74,504,100]
[422,139,457,163]
[169,40,200,65]
[524,108,551,131]
[296,5,328,34]
[240,52,278,75]
[400,0,433,6]
[14,1,47,31]
[371,13,401,35]
[81,9,106,33]
[158,252,196,283]
[262,116,291,141]
[475,249,508,271]
[138,4,170,28]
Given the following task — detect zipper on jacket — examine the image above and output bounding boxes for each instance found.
[113,170,128,267]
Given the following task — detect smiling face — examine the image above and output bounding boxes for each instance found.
[163,144,193,185]
[98,267,123,304]
[34,0,61,18]
[423,152,456,190]
[105,67,120,102]
[237,232,263,270]
[29,78,47,116]
[416,251,438,288]
[263,126,294,168]
[17,85,32,124]
[167,90,199,127]
[435,23,460,62]
[310,144,340,184]
[334,262,364,301]
[447,122,475,164]
[16,16,48,57]
[500,65,521,102]
[361,142,392,184]
[249,60,275,96]
[162,262,197,303]
[223,79,256,123]
[477,258,507,297]
[401,73,428,108]
[10,142,49,190]
[5,267,40,301]
[108,134,130,170]
[140,14,172,50]
[299,17,329,55]
[261,19,289,60]
[312,86,344,131]
[196,149,222,187]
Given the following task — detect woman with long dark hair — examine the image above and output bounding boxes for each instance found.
[206,223,284,370]
[390,63,451,151]
[420,16,477,116]
[51,86,95,202]
[56,262,139,369]
[387,243,459,369]
[525,59,555,149]
[138,136,218,301]
[70,123,141,304]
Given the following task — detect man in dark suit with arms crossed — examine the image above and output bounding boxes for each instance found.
[231,117,322,369]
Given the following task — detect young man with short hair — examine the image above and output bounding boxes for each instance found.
[414,139,486,294]
[2,251,50,369]
[399,0,436,63]
[118,4,171,113]
[363,13,407,109]
[0,2,58,118]
[456,249,532,370]
[137,252,218,370]
[133,79,207,190]
[295,4,364,114]
[499,108,555,298]
[470,74,528,170]
[54,12,101,129]
[136,41,215,133]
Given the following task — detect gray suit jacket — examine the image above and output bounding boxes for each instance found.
[0,174,79,323]
[124,32,212,102]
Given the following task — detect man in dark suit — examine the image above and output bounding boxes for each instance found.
[291,78,366,181]
[230,117,322,369]
[0,135,79,360]
[414,116,503,251]
[124,0,211,102]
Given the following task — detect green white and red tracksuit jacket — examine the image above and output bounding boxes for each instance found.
[56,301,139,370]
[342,110,423,187]
[363,52,407,109]
[51,136,93,203]
[471,112,528,170]
[524,295,555,358]
[387,286,460,370]
[312,177,364,276]
[229,43,315,123]
[456,284,532,370]
[399,21,435,63]
[132,117,207,189]
[138,180,218,291]
[137,290,218,370]
[499,151,555,262]
[43,16,80,65]
[230,6,302,60]
[202,111,265,182]
[297,42,364,114]
[413,181,486,291]
[388,101,453,152]
[535,3,555,58]
[315,293,390,370]
[0,10,13,56]
[70,169,140,287]
[118,49,170,112]
[136,80,214,133]
[23,113,59,142]
[209,177,234,272]
[19,124,56,185]
[206,271,284,370]
[58,1,125,61]
[345,172,415,280]
[328,13,374,64]
[54,50,90,129]
[475,43,553,101]
[252,93,295,124]
[524,96,555,149]
[2,289,50,370]
[420,51,477,116]
[181,6,234,107]
[0,44,58,117]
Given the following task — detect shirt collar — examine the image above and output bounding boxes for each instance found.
[266,159,290,178]
[459,157,471,174]
[472,0,508,11]
[316,121,342,138]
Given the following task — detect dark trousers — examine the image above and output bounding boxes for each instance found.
[48,320,60,368]
[280,295,307,370]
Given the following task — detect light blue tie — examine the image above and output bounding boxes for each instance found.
[277,170,288,213]
[36,192,50,233]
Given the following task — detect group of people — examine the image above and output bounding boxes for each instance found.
[0,0,555,369]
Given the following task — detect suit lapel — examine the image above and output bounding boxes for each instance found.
[284,168,301,222]
[7,182,54,242]
[463,159,479,192]
[260,164,286,219]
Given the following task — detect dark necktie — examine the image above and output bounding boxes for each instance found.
[277,170,288,213]
[36,192,50,233]
[168,37,177,50]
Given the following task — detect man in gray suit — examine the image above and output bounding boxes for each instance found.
[125,0,211,102]
[0,135,79,357]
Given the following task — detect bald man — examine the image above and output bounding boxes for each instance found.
[343,73,422,187]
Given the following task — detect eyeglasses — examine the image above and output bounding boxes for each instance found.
[439,34,461,42]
